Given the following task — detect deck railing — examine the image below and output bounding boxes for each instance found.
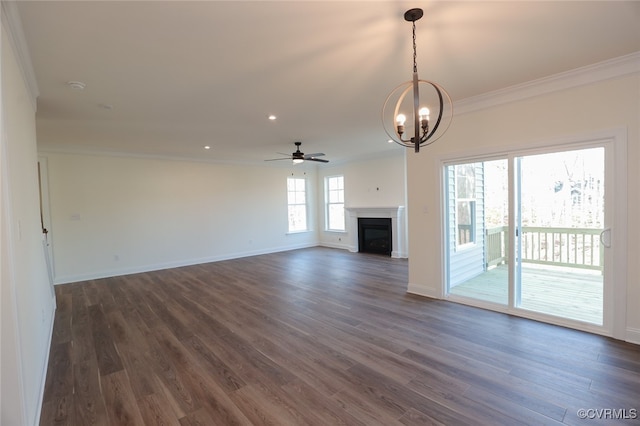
[485,226,603,271]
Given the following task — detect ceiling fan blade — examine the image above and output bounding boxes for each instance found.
[267,143,328,163]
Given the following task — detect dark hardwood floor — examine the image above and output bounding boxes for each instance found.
[41,247,640,425]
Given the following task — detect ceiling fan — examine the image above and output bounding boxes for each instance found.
[265,141,329,164]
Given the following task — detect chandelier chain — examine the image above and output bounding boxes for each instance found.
[412,21,417,73]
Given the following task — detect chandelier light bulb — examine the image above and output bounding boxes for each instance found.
[419,107,430,121]
[396,114,407,126]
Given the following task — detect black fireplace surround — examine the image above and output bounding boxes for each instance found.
[358,217,392,256]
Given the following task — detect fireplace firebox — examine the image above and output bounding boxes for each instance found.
[358,218,392,256]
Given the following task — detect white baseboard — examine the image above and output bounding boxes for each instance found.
[53,243,318,284]
[35,296,57,426]
[407,282,441,299]
[318,241,350,251]
[391,250,408,259]
[626,327,640,345]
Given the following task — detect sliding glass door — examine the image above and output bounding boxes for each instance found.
[516,148,604,324]
[445,145,608,326]
[446,159,509,305]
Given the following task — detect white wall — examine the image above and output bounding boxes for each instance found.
[43,150,410,281]
[406,67,640,343]
[43,150,409,282]
[42,152,319,283]
[316,152,406,250]
[1,13,55,426]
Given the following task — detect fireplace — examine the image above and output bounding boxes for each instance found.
[358,218,392,256]
[345,206,406,258]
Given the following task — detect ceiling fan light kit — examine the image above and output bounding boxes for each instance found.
[266,141,329,164]
[382,8,453,153]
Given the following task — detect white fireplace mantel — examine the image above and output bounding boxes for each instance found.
[345,206,407,258]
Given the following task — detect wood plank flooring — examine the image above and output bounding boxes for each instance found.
[41,247,640,425]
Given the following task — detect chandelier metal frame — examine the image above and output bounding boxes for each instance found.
[382,8,453,153]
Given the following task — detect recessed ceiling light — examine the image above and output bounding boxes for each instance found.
[268,115,277,121]
[67,81,86,90]
[204,146,211,150]
[387,139,394,143]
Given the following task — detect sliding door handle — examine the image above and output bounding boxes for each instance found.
[599,228,611,248]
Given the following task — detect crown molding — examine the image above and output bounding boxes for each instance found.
[1,1,39,111]
[37,144,308,168]
[455,51,640,115]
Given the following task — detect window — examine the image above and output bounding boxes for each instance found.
[325,175,345,231]
[455,164,477,246]
[287,177,307,232]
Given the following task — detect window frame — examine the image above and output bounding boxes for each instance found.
[325,175,345,232]
[454,163,477,248]
[287,177,308,233]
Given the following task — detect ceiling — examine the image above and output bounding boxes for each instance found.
[15,1,640,164]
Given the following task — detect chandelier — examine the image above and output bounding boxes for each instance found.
[382,8,453,153]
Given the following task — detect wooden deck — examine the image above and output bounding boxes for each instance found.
[449,264,603,325]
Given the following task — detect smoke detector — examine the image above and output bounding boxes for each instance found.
[67,81,86,91]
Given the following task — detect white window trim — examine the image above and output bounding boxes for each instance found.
[287,177,308,233]
[325,175,345,232]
